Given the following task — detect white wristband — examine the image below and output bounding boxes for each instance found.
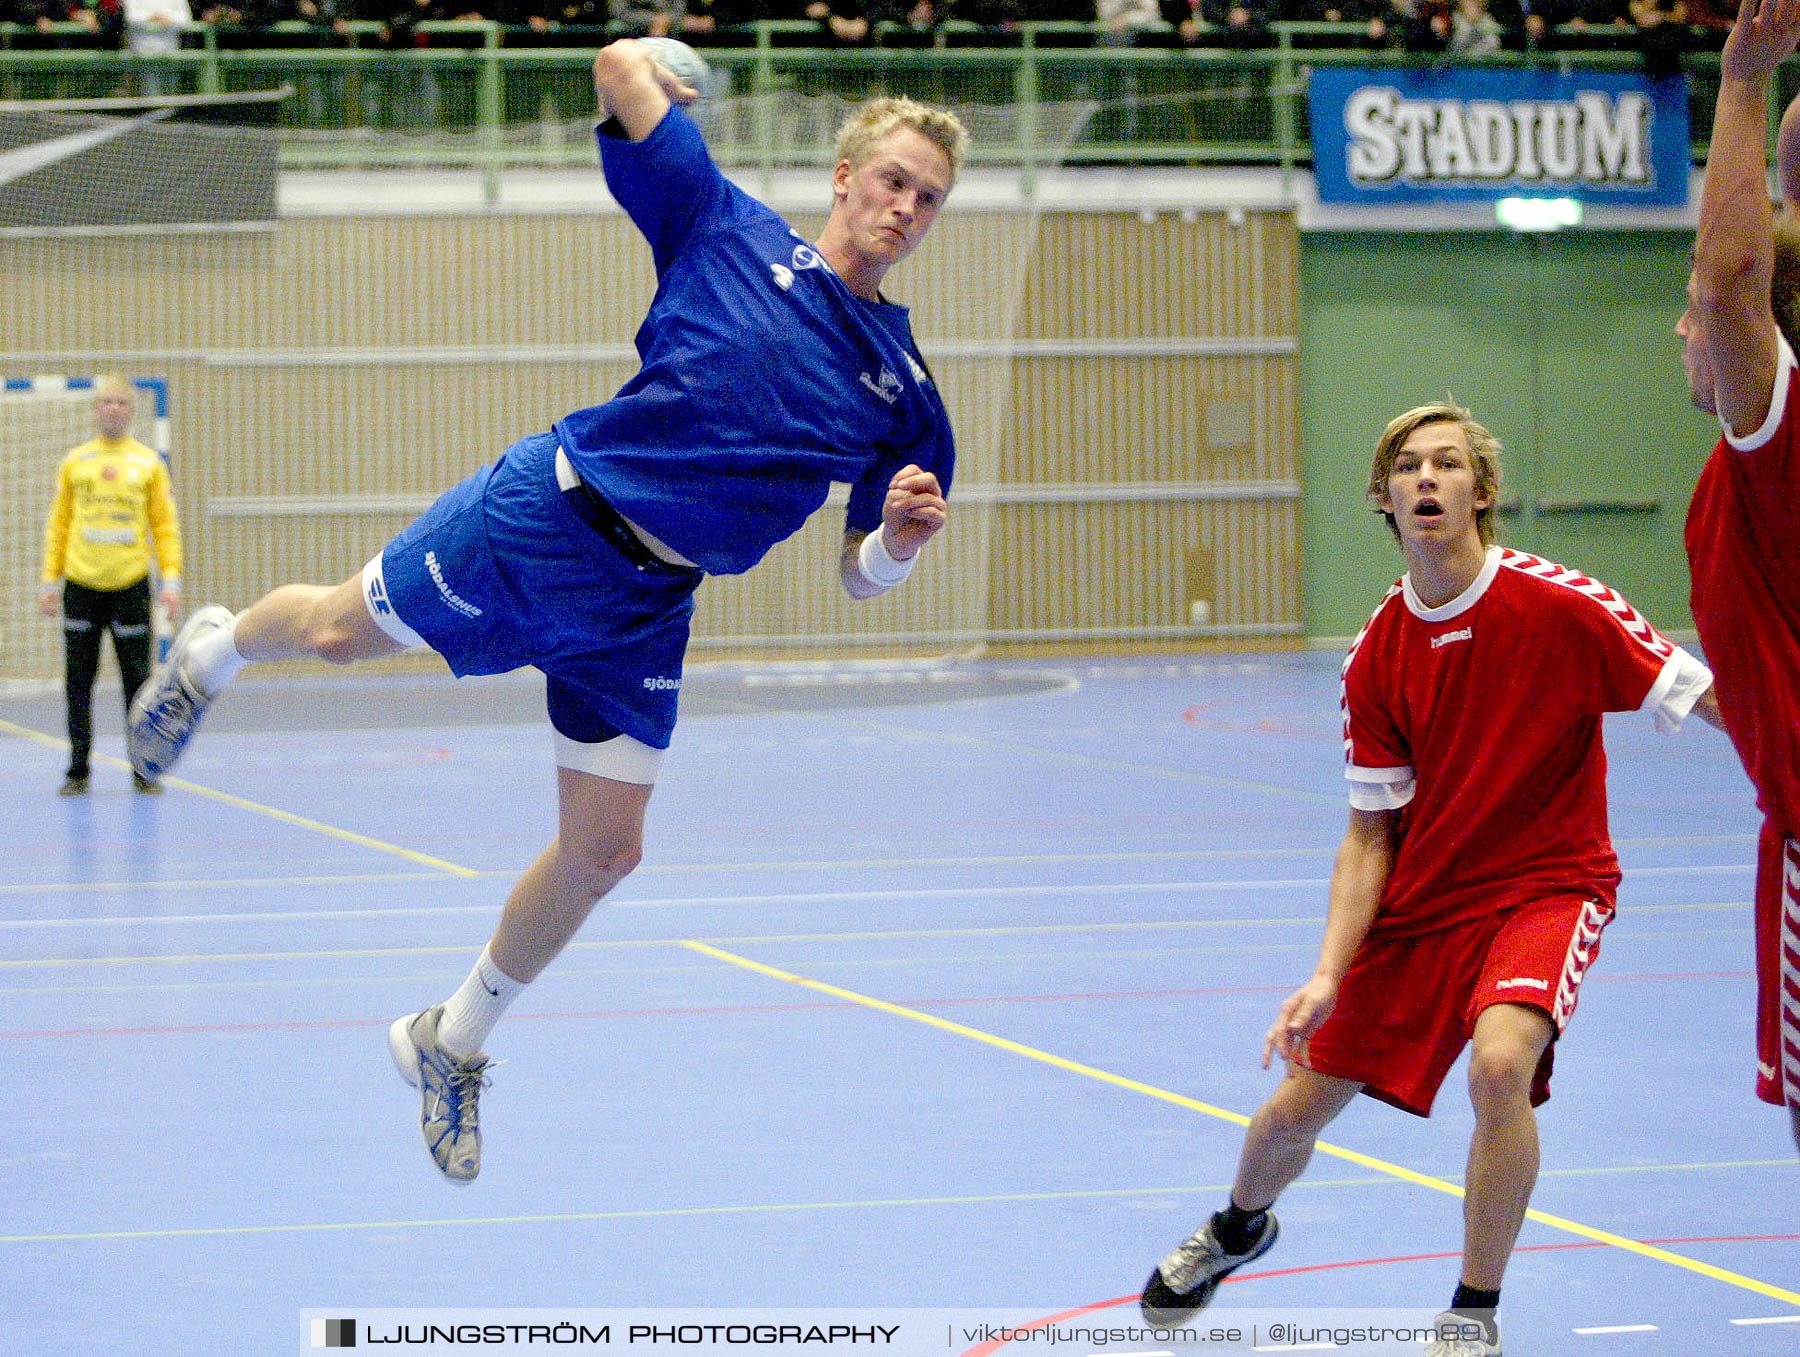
[857,528,915,591]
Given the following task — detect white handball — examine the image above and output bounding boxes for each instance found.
[636,37,714,117]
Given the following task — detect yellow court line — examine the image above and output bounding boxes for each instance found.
[682,940,1800,1310]
[0,717,476,878]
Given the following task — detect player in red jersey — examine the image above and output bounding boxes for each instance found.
[1141,403,1719,1357]
[1678,0,1800,1154]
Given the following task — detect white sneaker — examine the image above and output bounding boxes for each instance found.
[1424,1311,1500,1356]
[1140,1211,1280,1326]
[389,1005,491,1184]
[127,604,233,779]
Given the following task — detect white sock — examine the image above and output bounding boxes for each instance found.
[183,613,248,699]
[437,944,526,1060]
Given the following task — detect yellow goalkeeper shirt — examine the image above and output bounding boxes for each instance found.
[41,436,184,592]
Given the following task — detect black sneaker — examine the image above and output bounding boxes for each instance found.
[133,773,164,795]
[58,774,89,797]
[1141,1211,1279,1326]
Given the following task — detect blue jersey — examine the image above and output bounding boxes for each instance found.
[552,109,956,577]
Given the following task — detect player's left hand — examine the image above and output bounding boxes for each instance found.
[880,465,947,559]
[1723,0,1800,82]
[1261,974,1338,1069]
[158,588,182,625]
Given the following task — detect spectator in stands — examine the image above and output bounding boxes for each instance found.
[1450,0,1501,52]
[678,0,761,42]
[804,0,871,44]
[1389,0,1452,51]
[1162,0,1275,45]
[955,0,1022,35]
[1629,0,1688,74]
[876,0,941,46]
[1281,0,1398,49]
[196,0,278,32]
[1559,0,1632,40]
[1097,0,1161,43]
[123,0,189,92]
[23,0,124,40]
[1487,0,1569,50]
[287,0,356,123]
[609,0,675,33]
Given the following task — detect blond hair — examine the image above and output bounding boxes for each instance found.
[835,96,969,184]
[1367,402,1504,546]
[93,373,136,403]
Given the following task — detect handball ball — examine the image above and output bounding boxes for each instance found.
[637,37,714,117]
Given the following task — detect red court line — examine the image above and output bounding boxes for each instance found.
[961,1236,1800,1356]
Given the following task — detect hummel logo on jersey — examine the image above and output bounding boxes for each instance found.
[903,352,930,386]
[860,367,903,405]
[366,573,394,618]
[1496,976,1549,992]
[1430,626,1473,650]
[791,244,825,272]
[770,263,794,291]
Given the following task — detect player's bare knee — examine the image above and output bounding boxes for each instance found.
[562,832,643,899]
[1258,1082,1334,1147]
[1466,1042,1536,1111]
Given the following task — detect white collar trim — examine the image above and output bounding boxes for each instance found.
[1402,544,1502,622]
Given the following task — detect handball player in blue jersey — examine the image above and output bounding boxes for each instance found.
[127,41,968,1183]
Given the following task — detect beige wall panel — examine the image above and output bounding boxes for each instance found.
[1018,211,1297,341]
[988,500,1299,634]
[1004,355,1297,484]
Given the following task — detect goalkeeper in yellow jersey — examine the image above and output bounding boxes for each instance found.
[39,375,184,796]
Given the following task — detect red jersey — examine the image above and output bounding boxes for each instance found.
[1342,546,1711,938]
[1686,335,1800,833]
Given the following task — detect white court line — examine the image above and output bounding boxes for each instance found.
[1731,1315,1800,1325]
[0,891,1757,933]
[0,848,1349,898]
[0,880,1340,929]
[0,839,1753,901]
[1573,1324,1658,1334]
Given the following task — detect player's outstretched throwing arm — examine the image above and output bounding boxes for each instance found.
[839,464,948,601]
[592,37,701,142]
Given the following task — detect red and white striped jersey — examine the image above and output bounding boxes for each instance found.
[1687,334,1800,834]
[1342,545,1712,938]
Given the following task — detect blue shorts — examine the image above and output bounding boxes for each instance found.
[376,432,702,751]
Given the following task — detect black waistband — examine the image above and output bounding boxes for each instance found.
[562,477,702,578]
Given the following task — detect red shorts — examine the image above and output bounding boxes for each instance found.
[1752,824,1800,1108]
[1301,894,1613,1117]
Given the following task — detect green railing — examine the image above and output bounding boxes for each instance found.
[0,18,1765,187]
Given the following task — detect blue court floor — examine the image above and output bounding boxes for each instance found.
[2,653,1795,1355]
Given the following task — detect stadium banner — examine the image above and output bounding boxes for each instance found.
[1308,67,1689,207]
[0,89,283,234]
